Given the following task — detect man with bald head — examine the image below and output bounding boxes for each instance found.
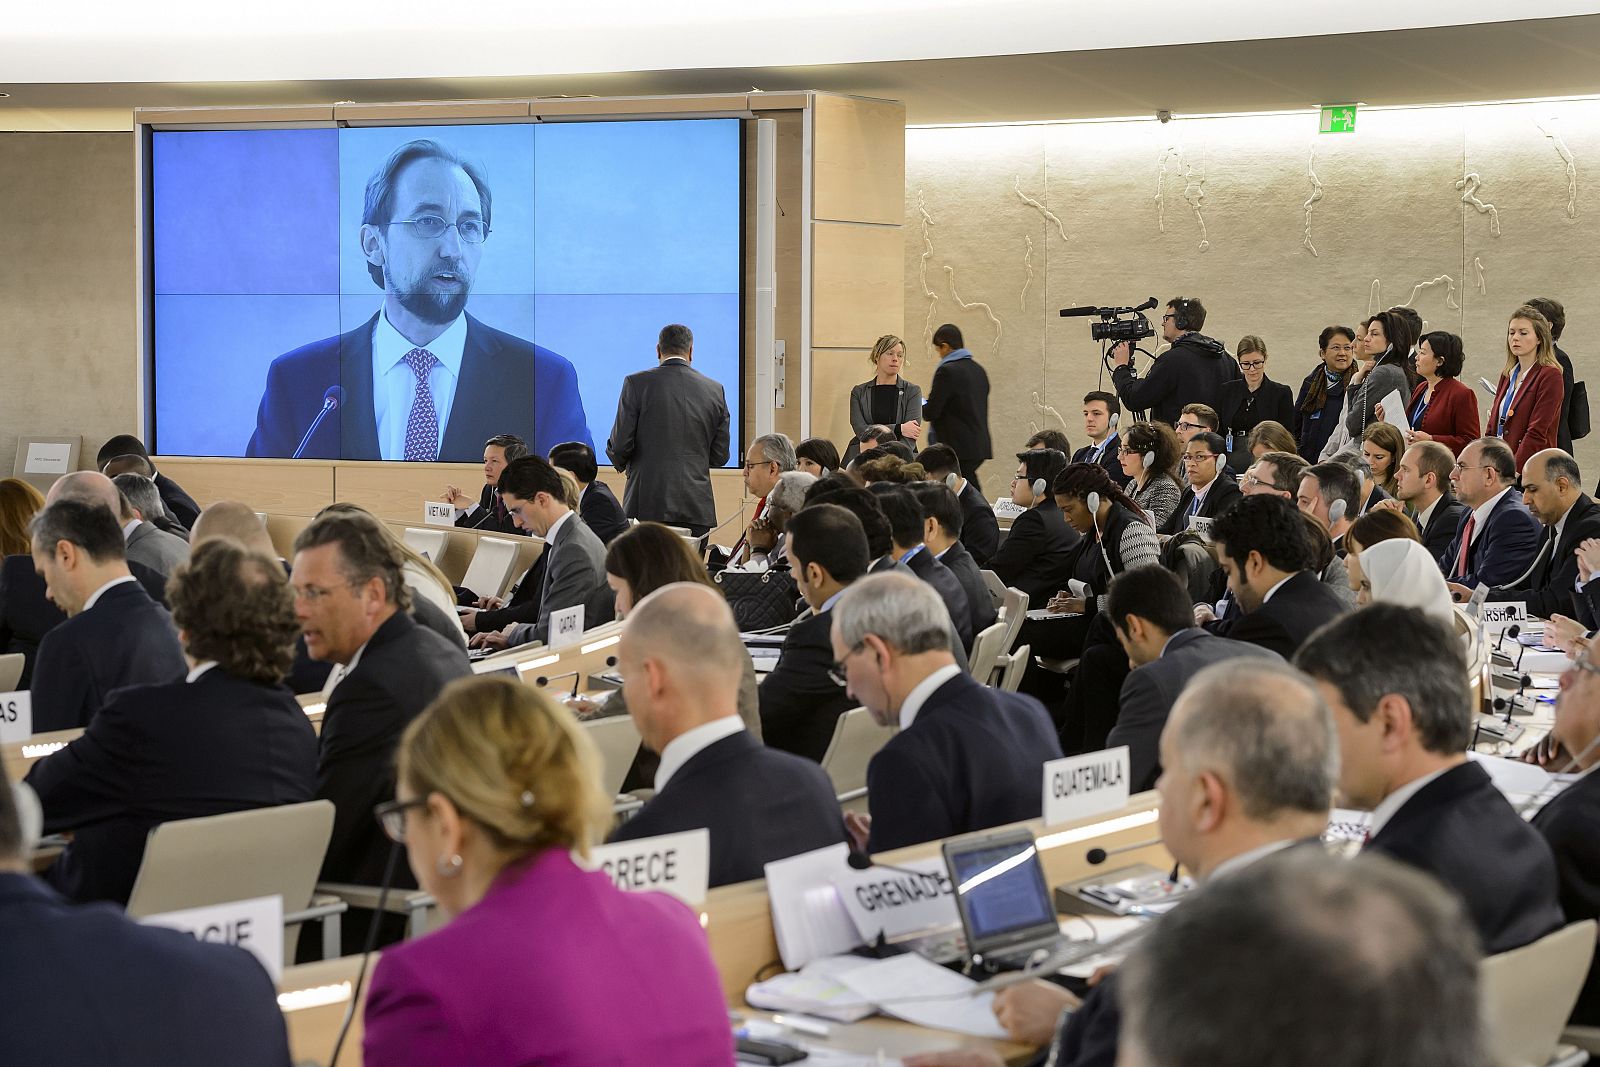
[191,501,279,559]
[607,583,846,887]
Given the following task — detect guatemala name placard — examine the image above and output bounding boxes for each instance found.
[1043,746,1130,826]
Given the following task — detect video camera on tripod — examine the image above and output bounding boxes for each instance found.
[1059,297,1159,344]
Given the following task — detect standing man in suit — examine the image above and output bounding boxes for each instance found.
[1109,297,1239,427]
[471,456,610,650]
[291,510,470,949]
[28,499,186,732]
[549,441,629,545]
[873,486,972,649]
[247,138,590,461]
[609,584,846,887]
[1297,604,1564,954]
[442,433,529,535]
[1072,391,1129,488]
[27,539,317,905]
[832,573,1062,854]
[606,324,732,537]
[916,443,999,567]
[1200,495,1348,660]
[110,474,189,577]
[96,434,201,530]
[923,324,992,494]
[1159,432,1241,537]
[909,481,998,640]
[990,448,1079,607]
[1443,436,1543,589]
[1104,566,1280,790]
[1382,440,1468,568]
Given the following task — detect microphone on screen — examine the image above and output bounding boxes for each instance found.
[292,385,345,460]
[1085,837,1163,865]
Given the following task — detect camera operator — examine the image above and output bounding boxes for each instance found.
[1110,297,1240,426]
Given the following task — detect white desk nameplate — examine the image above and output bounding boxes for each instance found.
[831,856,957,946]
[423,501,455,527]
[0,690,32,744]
[549,605,585,650]
[143,895,284,981]
[586,829,710,907]
[1043,747,1131,827]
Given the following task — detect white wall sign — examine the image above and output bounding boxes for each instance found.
[549,605,585,649]
[0,690,32,744]
[1043,746,1131,827]
[1481,601,1528,629]
[22,442,72,475]
[423,501,456,527]
[831,856,957,945]
[142,895,284,981]
[587,828,710,907]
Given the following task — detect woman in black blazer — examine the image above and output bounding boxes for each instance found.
[1218,335,1295,471]
[843,334,923,465]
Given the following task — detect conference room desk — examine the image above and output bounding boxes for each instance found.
[1,727,79,777]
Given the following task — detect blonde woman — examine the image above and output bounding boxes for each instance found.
[1491,304,1564,468]
[844,334,923,464]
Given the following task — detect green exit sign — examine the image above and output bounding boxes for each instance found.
[1320,104,1358,134]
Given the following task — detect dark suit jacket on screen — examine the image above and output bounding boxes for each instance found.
[989,497,1080,608]
[865,672,1062,853]
[924,354,992,487]
[1366,760,1564,955]
[1533,768,1600,1025]
[246,311,591,461]
[758,609,854,763]
[26,667,318,905]
[30,581,187,733]
[1204,570,1346,660]
[608,730,848,888]
[606,358,731,529]
[0,873,292,1067]
[937,541,999,641]
[1443,489,1543,588]
[0,555,167,690]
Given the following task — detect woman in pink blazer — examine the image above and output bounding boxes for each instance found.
[362,677,734,1066]
[1490,305,1566,469]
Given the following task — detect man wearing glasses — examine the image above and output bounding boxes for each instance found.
[247,139,591,461]
[1108,296,1239,427]
[1441,437,1541,592]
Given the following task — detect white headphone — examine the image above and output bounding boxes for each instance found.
[1328,498,1348,525]
[1143,450,1157,469]
[11,783,40,855]
[1086,488,1116,575]
[1031,478,1048,501]
[945,473,960,491]
[1108,412,1121,431]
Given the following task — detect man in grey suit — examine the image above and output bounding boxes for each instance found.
[606,324,732,537]
[468,456,613,650]
[111,474,190,577]
[1104,566,1279,790]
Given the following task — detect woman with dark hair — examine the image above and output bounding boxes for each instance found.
[1118,420,1183,530]
[1294,325,1358,460]
[1360,423,1406,501]
[1217,335,1296,471]
[794,437,841,477]
[1321,310,1417,460]
[843,334,923,464]
[1396,331,1479,455]
[1492,304,1565,467]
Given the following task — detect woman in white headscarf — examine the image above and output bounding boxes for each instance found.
[1353,537,1455,624]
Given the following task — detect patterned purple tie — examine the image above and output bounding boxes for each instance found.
[402,348,440,462]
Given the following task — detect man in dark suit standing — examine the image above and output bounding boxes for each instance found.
[550,441,630,545]
[916,444,999,567]
[27,539,317,905]
[1072,391,1130,488]
[1388,441,1469,569]
[1202,495,1347,660]
[909,481,998,640]
[97,434,201,530]
[1443,437,1543,589]
[1297,604,1564,954]
[873,486,972,650]
[28,499,186,732]
[291,510,470,948]
[247,138,590,461]
[990,448,1079,607]
[0,769,294,1066]
[1159,432,1241,537]
[832,573,1062,854]
[442,433,529,536]
[758,505,868,761]
[609,584,845,887]
[922,324,992,494]
[606,324,732,537]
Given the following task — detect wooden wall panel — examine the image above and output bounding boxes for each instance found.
[333,461,483,523]
[812,95,907,226]
[154,458,335,517]
[810,347,871,453]
[812,223,905,350]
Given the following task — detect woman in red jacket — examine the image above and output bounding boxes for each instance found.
[1404,331,1480,456]
[1491,305,1565,468]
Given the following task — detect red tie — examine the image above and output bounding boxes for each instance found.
[1454,514,1477,579]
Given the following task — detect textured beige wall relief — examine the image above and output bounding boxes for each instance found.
[1455,172,1503,237]
[1536,121,1579,220]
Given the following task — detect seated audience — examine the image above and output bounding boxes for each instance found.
[0,766,294,1066]
[917,443,999,566]
[1202,495,1347,659]
[833,573,1061,853]
[1026,428,1072,456]
[907,481,998,640]
[0,478,46,685]
[549,440,629,545]
[1071,391,1129,487]
[27,538,316,904]
[990,448,1078,606]
[758,504,869,761]
[608,584,846,886]
[871,485,972,648]
[1352,536,1455,623]
[104,467,189,541]
[291,510,471,949]
[1244,419,1298,461]
[1159,432,1240,537]
[730,433,796,563]
[1118,420,1183,531]
[1385,440,1469,568]
[362,677,732,1065]
[318,502,466,647]
[110,473,189,576]
[857,455,927,485]
[96,434,200,529]
[1443,436,1542,590]
[1359,422,1404,502]
[805,482,900,575]
[1240,449,1307,501]
[1297,461,1358,557]
[1296,604,1564,953]
[1174,403,1219,443]
[28,499,185,732]
[1118,851,1485,1067]
[795,436,841,477]
[443,434,530,536]
[740,469,816,569]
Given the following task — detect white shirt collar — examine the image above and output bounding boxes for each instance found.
[373,306,468,381]
[1552,498,1578,545]
[1469,487,1515,542]
[371,308,469,461]
[186,661,219,683]
[819,589,847,615]
[83,574,139,612]
[899,663,962,730]
[1367,764,1455,838]
[1414,494,1441,530]
[654,716,745,792]
[543,509,575,545]
[1262,573,1295,604]
[1208,838,1299,883]
[322,635,375,697]
[121,519,142,540]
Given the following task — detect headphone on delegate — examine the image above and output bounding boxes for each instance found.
[945,473,960,492]
[11,783,40,855]
[1084,488,1118,577]
[1108,412,1120,431]
[1031,478,1048,502]
[1328,498,1348,526]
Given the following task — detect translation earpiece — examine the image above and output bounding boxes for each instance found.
[12,783,41,855]
[945,473,959,491]
[1087,491,1102,513]
[1108,412,1120,431]
[1215,452,1226,472]
[1032,479,1048,499]
[1328,499,1348,525]
[1143,450,1157,469]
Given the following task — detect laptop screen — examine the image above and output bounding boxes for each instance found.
[945,831,1057,950]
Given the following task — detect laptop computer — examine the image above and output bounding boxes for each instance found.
[942,827,1064,972]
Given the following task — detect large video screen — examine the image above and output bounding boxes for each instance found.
[148,119,742,464]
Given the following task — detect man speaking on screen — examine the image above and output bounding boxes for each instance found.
[245,139,590,461]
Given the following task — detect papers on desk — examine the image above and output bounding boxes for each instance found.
[1325,807,1373,845]
[751,653,782,674]
[834,954,1007,1040]
[766,844,868,969]
[1469,751,1554,805]
[745,955,876,1023]
[1026,609,1082,621]
[1518,649,1574,675]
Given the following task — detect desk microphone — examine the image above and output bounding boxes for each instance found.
[533,670,584,698]
[292,385,344,460]
[846,849,935,881]
[1086,838,1163,865]
[1494,624,1521,657]
[328,840,402,1066]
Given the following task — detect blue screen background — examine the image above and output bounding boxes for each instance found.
[151,120,741,462]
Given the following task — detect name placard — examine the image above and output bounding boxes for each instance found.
[424,501,456,526]
[22,442,72,475]
[992,499,1026,521]
[1481,601,1528,629]
[1043,747,1130,827]
[831,857,957,945]
[587,828,710,906]
[0,690,31,744]
[142,894,284,981]
[549,605,585,649]
[1186,515,1215,541]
